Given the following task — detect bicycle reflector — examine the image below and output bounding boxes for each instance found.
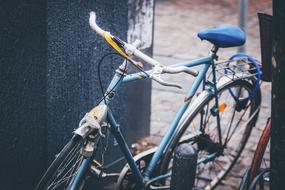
[218,103,227,112]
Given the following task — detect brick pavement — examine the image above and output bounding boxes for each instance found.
[150,0,272,189]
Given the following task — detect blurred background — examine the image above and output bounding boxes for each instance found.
[150,0,272,189]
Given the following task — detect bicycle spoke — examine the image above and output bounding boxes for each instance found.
[49,156,83,189]
[56,143,81,173]
[47,143,83,189]
[222,87,244,146]
[225,104,250,146]
[65,153,83,187]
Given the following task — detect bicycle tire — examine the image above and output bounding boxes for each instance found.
[35,135,87,190]
[160,79,261,190]
[248,118,271,184]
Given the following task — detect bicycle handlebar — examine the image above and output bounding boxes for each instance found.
[163,66,198,76]
[89,12,105,37]
[89,11,159,66]
[89,11,198,89]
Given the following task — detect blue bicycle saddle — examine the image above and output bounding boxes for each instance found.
[197,25,246,48]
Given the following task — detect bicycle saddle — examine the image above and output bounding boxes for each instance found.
[197,24,246,48]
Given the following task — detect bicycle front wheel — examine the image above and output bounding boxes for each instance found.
[160,79,261,190]
[35,135,89,190]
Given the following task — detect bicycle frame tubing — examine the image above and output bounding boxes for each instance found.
[72,53,217,188]
[110,53,216,179]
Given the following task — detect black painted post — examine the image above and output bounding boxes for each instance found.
[0,0,154,189]
[271,0,285,189]
[170,143,197,190]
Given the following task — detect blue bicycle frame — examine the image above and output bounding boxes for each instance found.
[70,52,223,188]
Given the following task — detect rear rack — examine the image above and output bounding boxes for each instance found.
[214,57,261,82]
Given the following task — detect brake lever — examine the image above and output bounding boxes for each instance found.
[151,74,182,89]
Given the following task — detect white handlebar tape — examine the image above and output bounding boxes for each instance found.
[89,11,105,36]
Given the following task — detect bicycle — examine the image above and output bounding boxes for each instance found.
[239,118,270,190]
[36,11,262,190]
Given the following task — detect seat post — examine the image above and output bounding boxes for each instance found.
[211,45,219,60]
[211,45,219,54]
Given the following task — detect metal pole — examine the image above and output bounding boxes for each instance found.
[170,143,197,190]
[238,0,248,52]
[237,0,248,98]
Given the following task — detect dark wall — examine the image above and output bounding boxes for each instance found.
[0,0,47,189]
[46,0,130,162]
[0,0,153,189]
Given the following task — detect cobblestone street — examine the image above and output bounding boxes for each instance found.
[150,0,272,189]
